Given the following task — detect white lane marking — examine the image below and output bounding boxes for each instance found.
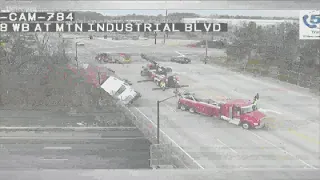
[43,147,72,150]
[164,103,176,112]
[133,107,205,169]
[217,139,238,154]
[249,131,318,169]
[40,158,68,161]
[175,51,185,57]
[259,108,283,115]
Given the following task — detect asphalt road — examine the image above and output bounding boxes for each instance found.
[68,35,320,169]
[0,109,150,169]
[0,129,150,169]
[0,109,133,127]
[0,169,319,180]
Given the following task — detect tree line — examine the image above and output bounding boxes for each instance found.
[73,11,296,22]
[225,21,320,90]
[0,33,107,110]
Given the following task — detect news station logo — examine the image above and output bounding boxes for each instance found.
[299,10,320,40]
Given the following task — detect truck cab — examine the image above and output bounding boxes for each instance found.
[220,99,265,129]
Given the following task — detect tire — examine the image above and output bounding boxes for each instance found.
[189,107,195,113]
[177,102,181,109]
[241,122,250,130]
[180,105,187,111]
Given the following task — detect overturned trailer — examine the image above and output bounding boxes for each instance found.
[100,76,141,105]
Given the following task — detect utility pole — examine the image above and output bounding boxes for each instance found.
[166,10,168,38]
[163,9,168,44]
[157,100,160,144]
[98,69,102,107]
[75,42,79,69]
[205,33,208,57]
[154,32,157,44]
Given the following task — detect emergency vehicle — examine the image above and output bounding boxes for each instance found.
[96,53,131,64]
[140,60,161,77]
[151,69,180,91]
[140,62,183,91]
[177,92,266,129]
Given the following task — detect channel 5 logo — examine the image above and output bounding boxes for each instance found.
[302,11,320,28]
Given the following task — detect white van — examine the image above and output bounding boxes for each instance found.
[100,76,141,105]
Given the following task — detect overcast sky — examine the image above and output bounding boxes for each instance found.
[95,10,299,18]
[2,1,313,18]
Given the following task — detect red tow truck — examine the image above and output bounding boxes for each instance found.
[140,63,183,91]
[140,61,158,77]
[177,92,266,129]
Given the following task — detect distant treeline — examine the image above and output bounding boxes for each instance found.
[73,12,297,22]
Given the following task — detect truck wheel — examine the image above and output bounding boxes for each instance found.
[180,105,186,111]
[241,122,250,130]
[189,107,195,113]
[177,102,181,109]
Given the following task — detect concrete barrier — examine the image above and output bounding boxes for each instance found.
[115,102,204,169]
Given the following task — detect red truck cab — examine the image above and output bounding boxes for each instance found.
[177,92,266,129]
[220,99,265,129]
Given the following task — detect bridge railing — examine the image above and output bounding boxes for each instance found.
[114,102,203,169]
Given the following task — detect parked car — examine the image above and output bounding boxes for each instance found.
[170,56,191,64]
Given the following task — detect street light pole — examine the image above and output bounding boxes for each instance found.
[156,93,178,144]
[157,100,160,144]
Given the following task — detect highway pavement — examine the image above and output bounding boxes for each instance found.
[0,129,150,169]
[0,109,150,169]
[0,109,133,127]
[68,35,320,170]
